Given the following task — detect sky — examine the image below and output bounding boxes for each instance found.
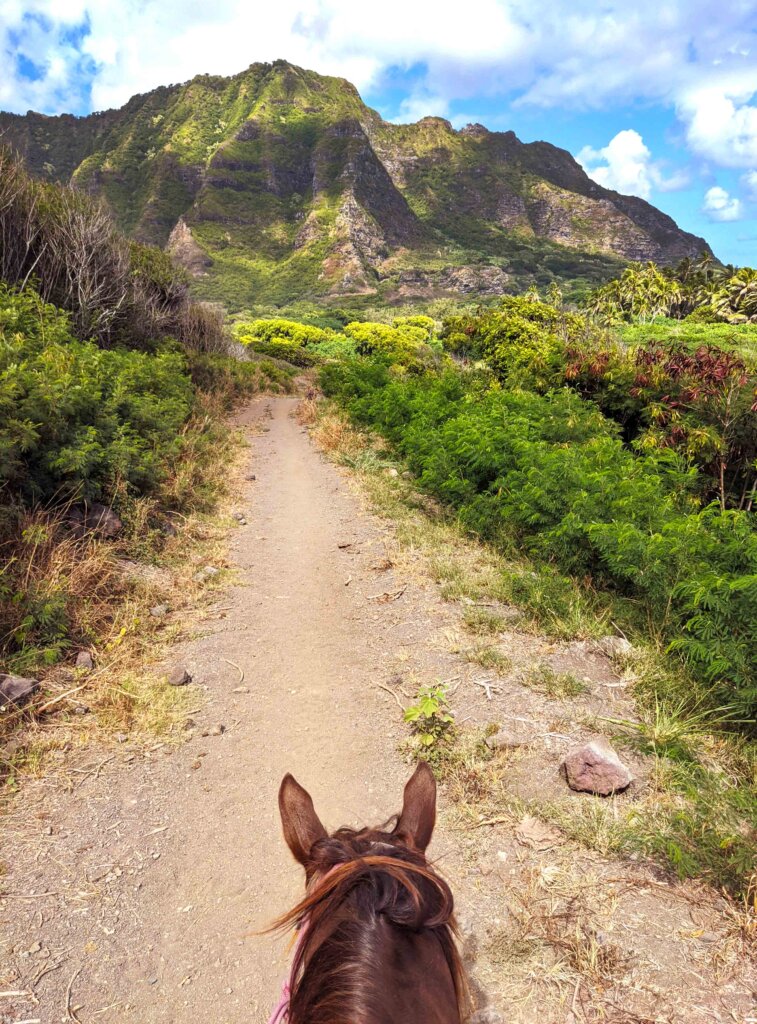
[1,1,757,266]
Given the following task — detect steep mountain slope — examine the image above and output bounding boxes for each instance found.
[0,61,711,306]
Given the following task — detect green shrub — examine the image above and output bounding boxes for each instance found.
[442,296,586,390]
[321,360,757,723]
[0,284,191,501]
[565,337,757,508]
[243,339,321,367]
[235,317,336,347]
[235,317,359,365]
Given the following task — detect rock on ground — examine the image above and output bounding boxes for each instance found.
[167,666,192,687]
[469,1008,505,1024]
[0,674,39,707]
[563,738,633,795]
[68,502,123,539]
[486,720,538,749]
[596,635,633,659]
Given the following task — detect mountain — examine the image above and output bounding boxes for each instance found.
[0,60,712,307]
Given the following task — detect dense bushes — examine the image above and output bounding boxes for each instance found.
[0,283,293,676]
[234,314,441,368]
[235,317,336,347]
[442,296,586,390]
[0,145,226,352]
[0,284,193,502]
[439,295,757,510]
[565,338,757,510]
[321,360,757,723]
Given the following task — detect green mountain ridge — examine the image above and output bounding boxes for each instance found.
[0,60,713,307]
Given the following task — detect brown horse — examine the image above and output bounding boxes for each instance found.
[271,762,468,1024]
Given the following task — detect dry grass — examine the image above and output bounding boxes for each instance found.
[465,644,512,673]
[0,416,247,792]
[303,402,367,462]
[480,856,641,1022]
[521,663,588,700]
[462,606,507,636]
[0,506,123,672]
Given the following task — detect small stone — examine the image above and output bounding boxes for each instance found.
[456,913,477,963]
[193,565,220,584]
[470,1009,504,1024]
[233,686,249,694]
[75,651,94,672]
[245,473,257,481]
[202,723,226,737]
[486,721,537,750]
[88,502,122,538]
[401,470,413,480]
[562,738,633,795]
[0,673,39,707]
[384,467,399,478]
[515,815,563,850]
[232,511,245,521]
[114,733,128,743]
[698,931,722,944]
[596,636,633,660]
[167,666,192,687]
[150,604,169,618]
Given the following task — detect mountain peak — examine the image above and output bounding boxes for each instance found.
[0,61,711,307]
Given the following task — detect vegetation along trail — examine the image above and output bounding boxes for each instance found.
[2,393,755,1024]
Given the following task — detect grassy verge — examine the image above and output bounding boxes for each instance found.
[301,396,757,911]
[0,358,295,794]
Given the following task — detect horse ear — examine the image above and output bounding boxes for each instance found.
[395,761,436,852]
[278,774,327,865]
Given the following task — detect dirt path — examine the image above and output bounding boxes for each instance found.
[0,396,453,1023]
[1,396,755,1024]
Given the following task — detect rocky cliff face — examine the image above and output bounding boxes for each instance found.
[0,61,712,307]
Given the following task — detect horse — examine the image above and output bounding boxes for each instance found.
[269,761,468,1024]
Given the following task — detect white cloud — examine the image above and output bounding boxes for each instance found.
[0,0,756,182]
[678,82,757,168]
[742,169,757,200]
[395,92,450,124]
[577,130,689,200]
[702,185,744,222]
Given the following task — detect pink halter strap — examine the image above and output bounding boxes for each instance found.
[267,866,338,1024]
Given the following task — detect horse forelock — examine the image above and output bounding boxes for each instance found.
[271,825,468,1023]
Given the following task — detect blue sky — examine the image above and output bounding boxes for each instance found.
[2,0,757,265]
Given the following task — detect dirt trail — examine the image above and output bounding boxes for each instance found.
[1,396,755,1024]
[0,396,448,1023]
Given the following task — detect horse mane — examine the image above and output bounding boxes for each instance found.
[271,824,469,1024]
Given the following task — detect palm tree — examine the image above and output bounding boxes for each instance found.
[713,268,757,322]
